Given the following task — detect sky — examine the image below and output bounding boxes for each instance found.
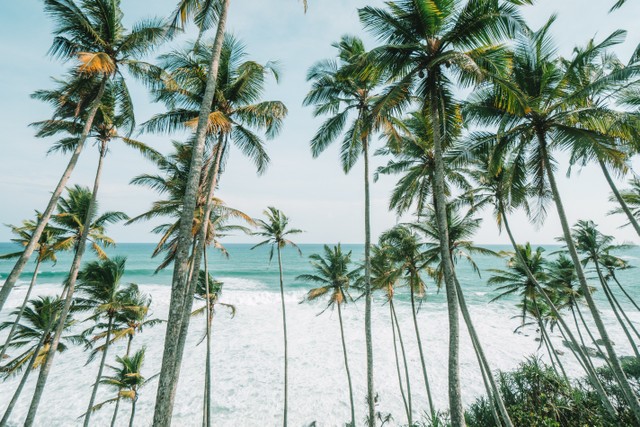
[1,0,639,245]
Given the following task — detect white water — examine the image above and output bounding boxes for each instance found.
[0,279,637,426]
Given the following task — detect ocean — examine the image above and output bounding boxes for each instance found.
[0,242,638,426]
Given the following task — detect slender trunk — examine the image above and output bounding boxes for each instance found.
[453,276,514,427]
[428,90,464,426]
[363,135,375,427]
[409,279,435,417]
[129,396,137,427]
[84,316,114,427]
[153,3,230,424]
[111,335,133,427]
[610,273,640,312]
[501,207,617,417]
[0,329,49,425]
[539,134,640,422]
[470,329,501,427]
[538,317,568,382]
[203,253,212,427]
[599,271,640,341]
[0,258,42,360]
[595,264,640,357]
[276,246,288,427]
[337,302,356,427]
[24,139,108,426]
[0,77,108,312]
[599,158,640,238]
[390,302,410,425]
[390,301,412,426]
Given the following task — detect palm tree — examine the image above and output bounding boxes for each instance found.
[192,271,235,427]
[75,257,141,427]
[600,254,640,312]
[304,35,400,423]
[0,215,68,361]
[609,178,640,235]
[358,2,523,422]
[0,0,167,314]
[298,244,358,427]
[0,296,79,425]
[570,220,640,357]
[251,207,302,427]
[368,244,412,426]
[463,19,640,421]
[379,225,435,419]
[92,348,157,427]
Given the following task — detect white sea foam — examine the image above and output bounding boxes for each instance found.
[0,280,636,426]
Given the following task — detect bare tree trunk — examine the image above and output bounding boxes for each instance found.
[111,336,133,427]
[0,327,49,425]
[390,302,410,425]
[390,300,412,426]
[428,92,464,426]
[539,135,640,423]
[337,302,355,427]
[84,316,114,427]
[24,139,108,426]
[409,278,434,417]
[609,272,640,312]
[153,2,230,425]
[203,252,212,427]
[276,245,289,427]
[129,397,137,427]
[362,136,375,427]
[0,258,42,360]
[0,77,107,312]
[599,158,640,238]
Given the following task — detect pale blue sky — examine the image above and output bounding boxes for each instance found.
[1,0,639,245]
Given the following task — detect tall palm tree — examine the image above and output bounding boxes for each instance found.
[0,296,79,425]
[304,35,400,423]
[368,244,412,426]
[251,207,302,427]
[298,244,358,427]
[358,2,524,422]
[0,0,167,314]
[379,225,435,419]
[92,348,157,427]
[191,271,236,427]
[0,216,68,361]
[75,257,141,427]
[463,19,640,421]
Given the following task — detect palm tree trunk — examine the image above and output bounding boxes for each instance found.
[599,158,640,238]
[389,302,410,425]
[0,328,49,425]
[610,272,640,312]
[84,316,114,427]
[453,276,514,427]
[337,302,355,427]
[203,252,213,427]
[501,207,617,417]
[0,77,108,312]
[0,258,42,360]
[470,330,501,427]
[153,2,230,424]
[539,135,640,422]
[428,91,464,426]
[24,139,108,426]
[362,135,375,427]
[409,280,435,417]
[390,300,412,426]
[111,335,133,427]
[276,245,289,427]
[129,397,137,427]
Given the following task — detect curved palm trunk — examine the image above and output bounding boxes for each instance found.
[599,158,640,238]
[24,139,108,426]
[609,272,640,312]
[84,316,114,427]
[0,77,108,312]
[111,335,134,427]
[408,280,434,417]
[469,330,501,427]
[337,302,355,427]
[276,245,289,427]
[390,305,409,425]
[389,299,413,426]
[362,136,375,427]
[539,136,640,423]
[129,395,137,427]
[153,3,230,425]
[0,258,42,360]
[0,328,49,424]
[453,276,514,427]
[203,253,213,427]
[428,92,464,426]
[501,207,617,417]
